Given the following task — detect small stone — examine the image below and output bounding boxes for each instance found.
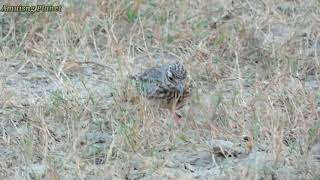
[311,144,320,161]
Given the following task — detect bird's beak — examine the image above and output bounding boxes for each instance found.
[176,83,184,96]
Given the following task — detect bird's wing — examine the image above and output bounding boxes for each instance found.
[134,67,163,97]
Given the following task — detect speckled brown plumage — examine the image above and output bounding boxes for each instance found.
[131,62,192,123]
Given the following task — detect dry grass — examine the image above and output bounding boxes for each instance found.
[0,0,320,179]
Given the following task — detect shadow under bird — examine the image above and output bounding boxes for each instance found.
[130,62,192,125]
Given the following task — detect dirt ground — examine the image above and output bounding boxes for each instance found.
[0,0,320,179]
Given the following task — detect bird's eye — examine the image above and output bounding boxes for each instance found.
[168,76,174,81]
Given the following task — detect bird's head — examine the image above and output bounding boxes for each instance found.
[165,62,187,96]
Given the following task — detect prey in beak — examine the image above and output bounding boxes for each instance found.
[171,82,185,125]
[175,82,184,96]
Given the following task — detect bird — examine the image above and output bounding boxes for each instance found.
[130,61,192,125]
